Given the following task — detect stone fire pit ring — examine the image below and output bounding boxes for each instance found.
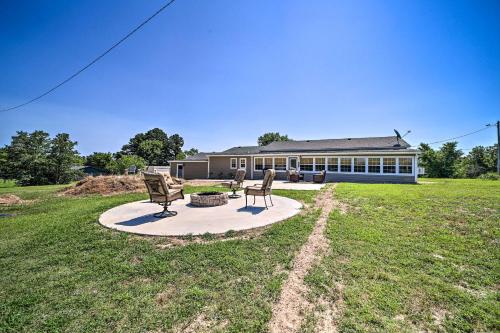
[190,191,229,207]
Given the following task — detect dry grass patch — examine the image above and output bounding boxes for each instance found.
[0,194,25,205]
[60,175,146,196]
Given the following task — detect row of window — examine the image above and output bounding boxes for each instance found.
[230,158,246,169]
[254,157,287,171]
[253,157,413,174]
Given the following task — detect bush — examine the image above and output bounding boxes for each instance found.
[477,172,499,180]
[106,155,146,175]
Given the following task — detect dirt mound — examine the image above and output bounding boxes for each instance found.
[0,194,24,205]
[61,175,147,196]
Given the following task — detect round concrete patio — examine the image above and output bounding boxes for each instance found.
[99,193,302,236]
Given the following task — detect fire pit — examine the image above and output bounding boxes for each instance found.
[190,191,229,207]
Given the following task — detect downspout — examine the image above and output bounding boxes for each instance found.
[207,157,210,179]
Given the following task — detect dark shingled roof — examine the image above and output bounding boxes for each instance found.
[171,136,414,161]
[213,136,411,155]
[185,152,210,160]
[260,136,410,152]
[219,146,262,155]
[169,152,211,162]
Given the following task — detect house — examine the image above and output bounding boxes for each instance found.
[168,136,419,183]
[71,165,107,178]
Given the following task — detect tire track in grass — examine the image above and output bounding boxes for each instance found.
[269,184,338,333]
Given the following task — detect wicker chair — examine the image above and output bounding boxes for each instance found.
[221,169,246,198]
[244,169,276,209]
[143,173,184,217]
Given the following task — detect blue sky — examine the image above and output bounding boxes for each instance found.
[1,0,499,155]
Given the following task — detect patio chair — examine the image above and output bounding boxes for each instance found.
[287,168,299,182]
[143,173,184,217]
[244,169,276,209]
[221,169,246,198]
[313,170,326,183]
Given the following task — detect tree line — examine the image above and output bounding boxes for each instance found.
[418,142,498,179]
[0,128,198,186]
[1,129,497,186]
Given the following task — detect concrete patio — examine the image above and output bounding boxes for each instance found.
[99,193,303,236]
[187,179,326,191]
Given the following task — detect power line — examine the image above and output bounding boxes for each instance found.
[425,124,493,145]
[408,123,495,148]
[0,0,177,113]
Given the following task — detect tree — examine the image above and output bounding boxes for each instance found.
[175,148,199,161]
[168,134,184,160]
[184,148,199,157]
[455,144,498,178]
[86,152,113,170]
[4,131,51,185]
[120,128,184,164]
[0,147,8,181]
[175,151,186,160]
[47,133,80,184]
[258,132,290,146]
[107,155,146,175]
[137,140,164,165]
[2,131,82,185]
[418,142,463,178]
[439,142,463,178]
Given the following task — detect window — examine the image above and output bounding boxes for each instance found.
[340,158,352,172]
[230,158,237,169]
[300,157,313,171]
[274,157,286,170]
[327,157,338,172]
[368,158,381,173]
[383,158,396,173]
[399,157,412,174]
[315,157,326,171]
[353,158,366,173]
[254,157,263,170]
[239,158,246,169]
[264,157,273,169]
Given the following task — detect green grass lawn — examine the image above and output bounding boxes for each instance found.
[0,184,318,332]
[1,179,498,332]
[304,179,499,332]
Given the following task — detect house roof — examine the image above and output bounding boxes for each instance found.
[169,136,415,162]
[185,152,210,161]
[260,136,410,152]
[212,136,412,156]
[168,152,211,162]
[219,146,262,155]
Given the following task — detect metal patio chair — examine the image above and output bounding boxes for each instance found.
[244,169,276,209]
[143,172,184,217]
[221,169,246,198]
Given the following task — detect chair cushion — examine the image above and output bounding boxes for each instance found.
[168,189,184,201]
[222,181,242,190]
[245,186,265,196]
[164,174,175,185]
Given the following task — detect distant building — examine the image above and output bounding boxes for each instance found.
[71,166,107,177]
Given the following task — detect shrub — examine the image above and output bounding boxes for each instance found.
[477,172,499,180]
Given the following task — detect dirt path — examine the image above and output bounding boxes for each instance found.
[269,184,338,333]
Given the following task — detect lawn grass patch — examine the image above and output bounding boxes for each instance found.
[0,184,318,332]
[305,179,499,332]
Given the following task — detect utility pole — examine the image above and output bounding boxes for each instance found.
[496,120,500,175]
